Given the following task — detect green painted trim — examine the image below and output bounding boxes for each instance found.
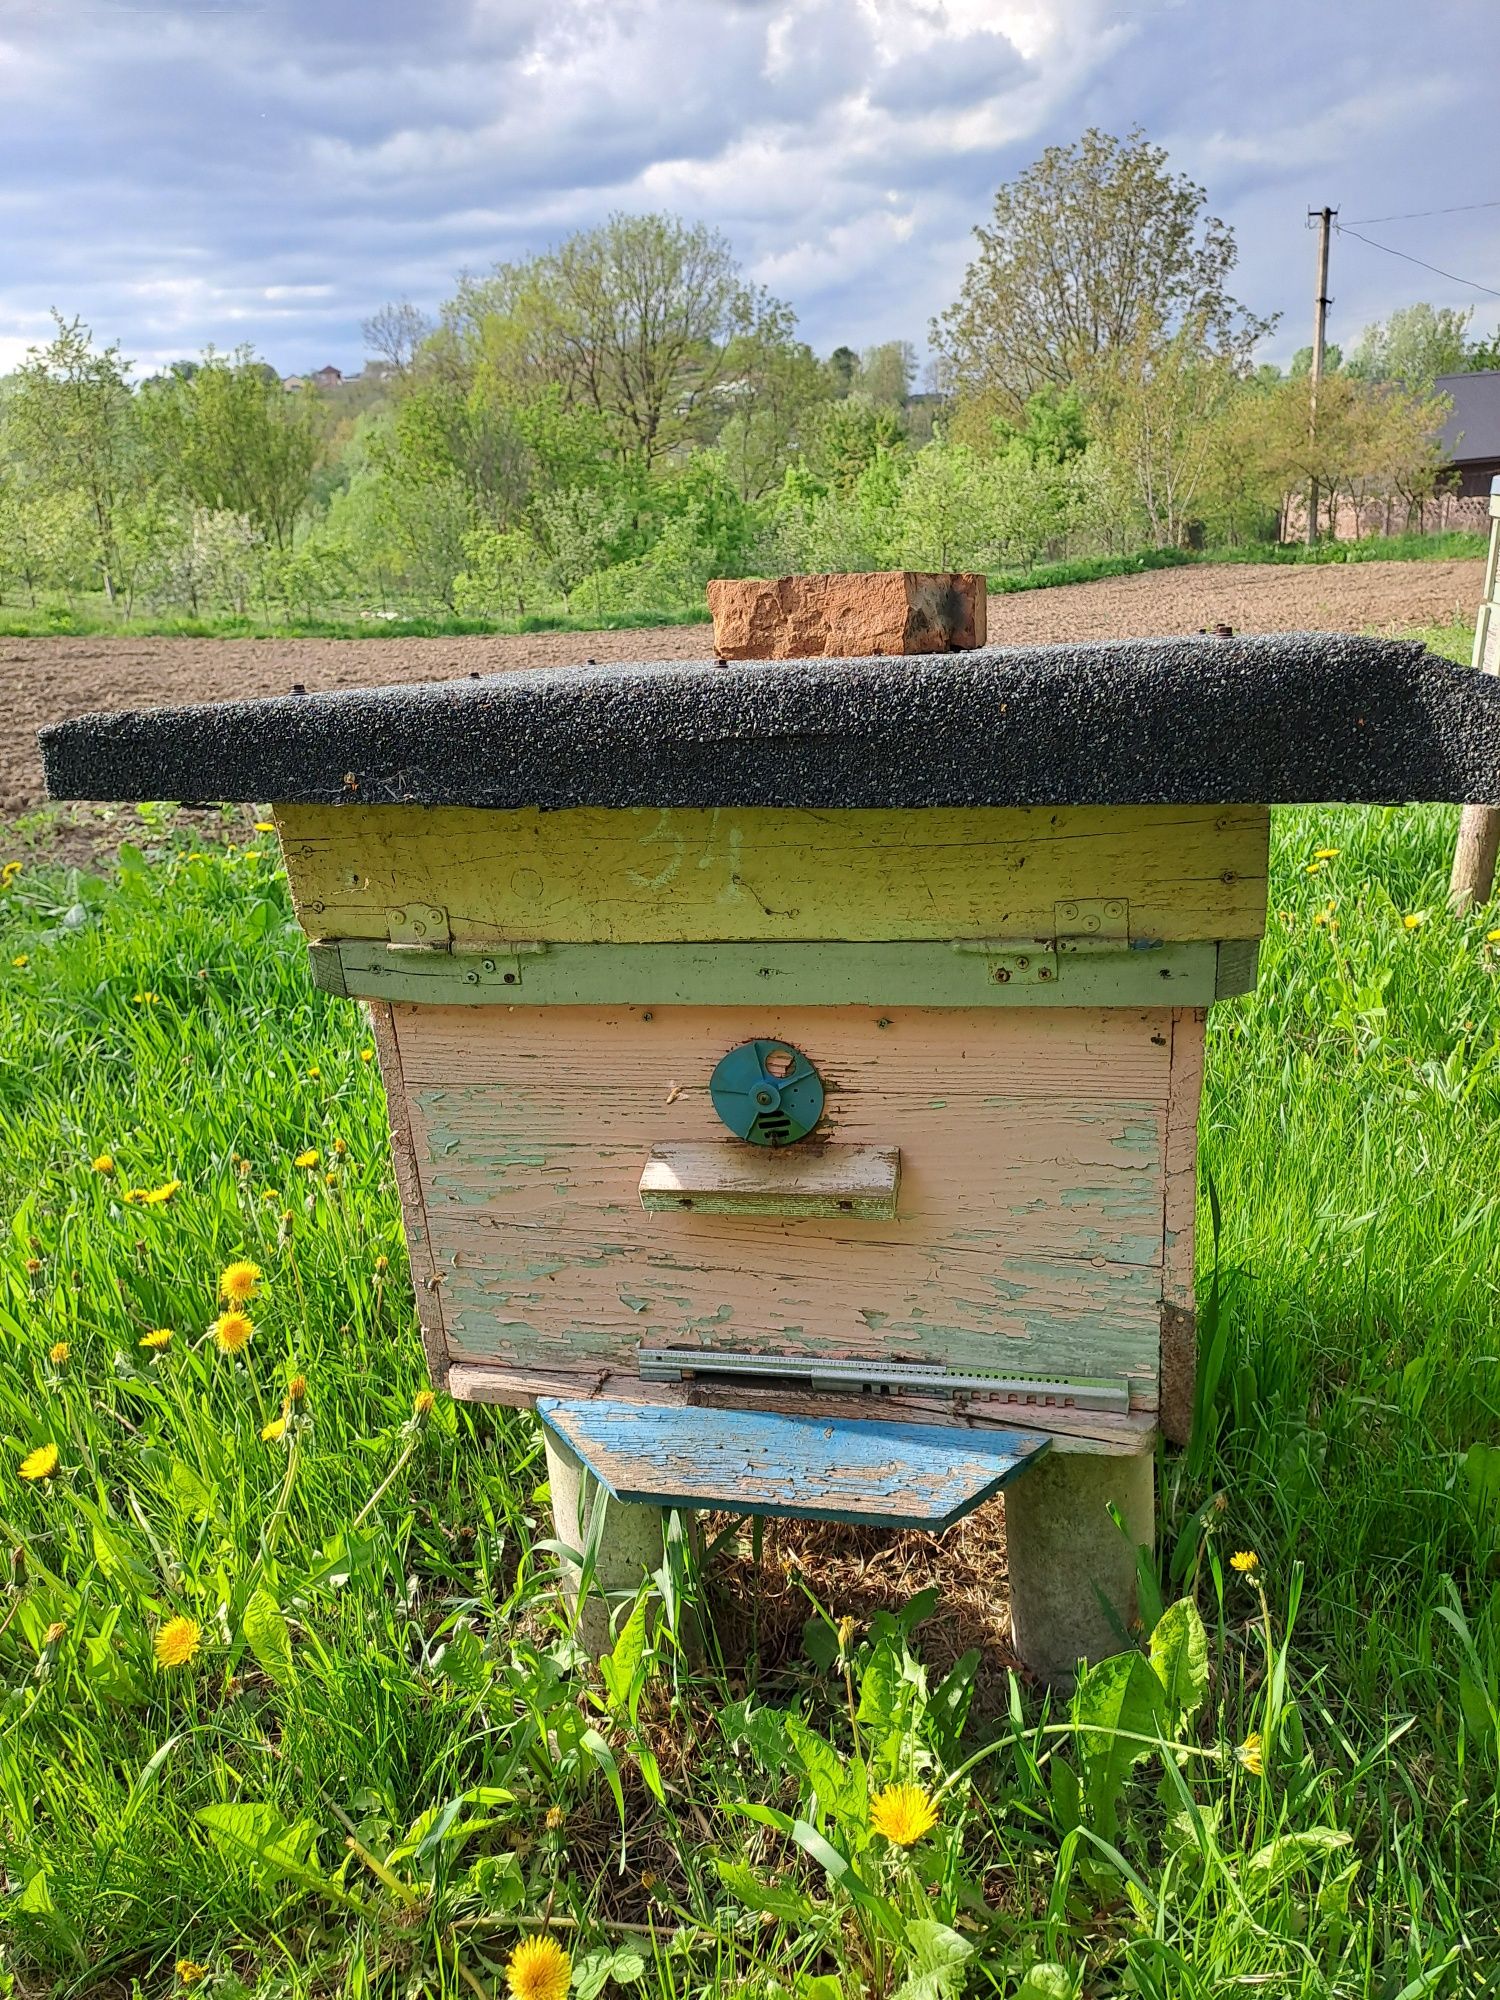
[307,937,1244,1008]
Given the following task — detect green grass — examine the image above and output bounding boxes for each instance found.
[1200,527,1490,569]
[0,603,715,640]
[1,803,1498,1997]
[0,529,1485,638]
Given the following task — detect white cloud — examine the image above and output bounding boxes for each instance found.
[0,0,1495,375]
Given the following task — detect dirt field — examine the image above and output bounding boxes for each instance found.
[3,555,1481,829]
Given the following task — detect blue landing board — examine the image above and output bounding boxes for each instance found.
[536,1397,1050,1531]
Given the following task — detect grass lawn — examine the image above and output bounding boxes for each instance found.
[1,784,1498,1996]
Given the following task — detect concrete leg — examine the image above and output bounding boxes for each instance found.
[1004,1447,1155,1688]
[544,1433,668,1657]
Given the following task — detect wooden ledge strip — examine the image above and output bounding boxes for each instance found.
[638,1142,900,1219]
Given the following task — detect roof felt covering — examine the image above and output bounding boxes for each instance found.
[39,632,1500,811]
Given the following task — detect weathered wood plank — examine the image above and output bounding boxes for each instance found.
[639,1142,902,1219]
[367,999,450,1391]
[277,802,1271,946]
[1159,1007,1206,1445]
[537,1395,1049,1528]
[394,1001,1175,1104]
[448,1360,1159,1457]
[394,1001,1169,1399]
[309,936,1231,1008]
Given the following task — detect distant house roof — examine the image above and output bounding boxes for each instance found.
[1435,370,1500,464]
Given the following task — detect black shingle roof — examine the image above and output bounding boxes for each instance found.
[38,632,1500,810]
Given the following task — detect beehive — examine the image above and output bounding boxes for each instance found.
[41,630,1500,1675]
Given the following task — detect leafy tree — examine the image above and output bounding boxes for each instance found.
[362,299,433,375]
[6,313,140,601]
[857,341,916,407]
[141,348,320,551]
[452,214,775,465]
[1347,303,1473,389]
[826,346,859,396]
[803,396,907,494]
[715,303,829,499]
[1089,314,1246,547]
[933,128,1274,418]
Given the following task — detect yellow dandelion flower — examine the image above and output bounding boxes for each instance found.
[213,1308,254,1355]
[869,1781,939,1846]
[177,1962,207,1987]
[19,1442,60,1481]
[243,849,263,861]
[1230,1550,1259,1573]
[1314,848,1340,860]
[139,1179,181,1206]
[505,1936,571,2000]
[133,990,159,1005]
[412,1388,436,1419]
[306,1065,321,1079]
[49,1341,69,1366]
[261,1189,277,1202]
[286,1373,307,1403]
[324,1170,337,1186]
[374,1255,388,1274]
[1,860,21,887]
[44,1620,66,1646]
[544,1804,566,1832]
[1236,1730,1264,1776]
[141,1327,174,1350]
[1304,862,1323,875]
[218,1259,261,1303]
[333,1137,348,1155]
[260,1416,287,1443]
[360,1046,375,1063]
[254,820,276,833]
[154,1616,201,1669]
[1487,927,1500,945]
[294,1149,319,1169]
[12,954,29,968]
[92,1153,115,1174]
[1403,912,1426,930]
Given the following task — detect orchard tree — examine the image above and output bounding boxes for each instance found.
[142,347,320,551]
[6,313,140,601]
[933,128,1274,418]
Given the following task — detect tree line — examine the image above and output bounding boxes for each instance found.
[1,130,1490,625]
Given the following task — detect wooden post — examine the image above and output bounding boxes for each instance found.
[1449,477,1500,913]
[1305,206,1335,548]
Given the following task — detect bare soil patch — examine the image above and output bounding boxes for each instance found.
[3,556,1480,860]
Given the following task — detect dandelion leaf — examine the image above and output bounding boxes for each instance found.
[1149,1598,1208,1728]
[242,1587,295,1687]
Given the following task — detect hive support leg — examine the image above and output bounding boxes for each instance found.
[543,1432,670,1658]
[1004,1447,1155,1688]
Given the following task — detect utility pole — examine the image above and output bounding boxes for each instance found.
[1306,206,1335,546]
[1449,475,1500,911]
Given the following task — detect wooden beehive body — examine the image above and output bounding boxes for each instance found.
[281,799,1271,1452]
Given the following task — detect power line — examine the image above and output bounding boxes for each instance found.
[1333,222,1500,300]
[1345,199,1500,225]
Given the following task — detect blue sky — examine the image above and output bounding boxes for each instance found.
[1,0,1497,380]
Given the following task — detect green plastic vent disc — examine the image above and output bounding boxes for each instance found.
[709,1039,824,1148]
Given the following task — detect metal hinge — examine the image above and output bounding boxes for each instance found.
[386,904,452,952]
[1054,897,1130,951]
[950,898,1131,987]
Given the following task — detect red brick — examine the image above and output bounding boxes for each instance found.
[707,571,987,660]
